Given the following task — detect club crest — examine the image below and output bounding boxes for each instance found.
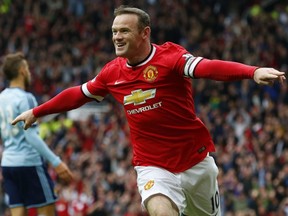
[144,180,155,190]
[143,66,158,82]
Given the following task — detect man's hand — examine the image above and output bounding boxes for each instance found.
[253,68,286,85]
[54,162,74,183]
[11,109,37,130]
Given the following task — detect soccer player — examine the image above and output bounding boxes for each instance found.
[0,52,73,216]
[12,6,286,216]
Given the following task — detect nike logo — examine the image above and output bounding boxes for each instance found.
[114,80,125,85]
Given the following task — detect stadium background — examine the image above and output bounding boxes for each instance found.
[0,0,287,215]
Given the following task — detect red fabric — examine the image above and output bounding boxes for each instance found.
[195,59,257,80]
[33,86,92,117]
[84,42,214,172]
[32,42,258,173]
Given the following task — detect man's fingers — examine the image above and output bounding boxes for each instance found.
[11,115,22,125]
[254,68,286,85]
[23,123,30,130]
[11,115,30,130]
[270,70,285,76]
[59,170,74,183]
[265,73,283,79]
[55,162,74,183]
[11,110,36,130]
[279,75,286,85]
[266,68,285,75]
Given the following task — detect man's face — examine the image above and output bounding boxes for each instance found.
[112,14,143,59]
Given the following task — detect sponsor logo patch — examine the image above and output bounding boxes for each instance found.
[124,89,156,105]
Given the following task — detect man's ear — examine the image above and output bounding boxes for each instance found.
[18,64,26,76]
[142,26,151,39]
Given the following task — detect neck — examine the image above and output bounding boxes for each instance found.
[127,43,152,66]
[9,79,25,90]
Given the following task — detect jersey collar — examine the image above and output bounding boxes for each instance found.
[126,44,156,68]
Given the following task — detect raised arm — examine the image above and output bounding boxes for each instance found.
[194,59,286,84]
[11,85,93,129]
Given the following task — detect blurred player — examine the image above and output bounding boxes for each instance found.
[11,6,286,216]
[0,52,73,216]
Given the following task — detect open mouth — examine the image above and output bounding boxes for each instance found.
[116,42,125,48]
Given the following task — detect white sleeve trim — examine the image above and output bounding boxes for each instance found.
[82,83,104,101]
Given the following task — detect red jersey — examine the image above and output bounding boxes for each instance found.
[82,42,215,172]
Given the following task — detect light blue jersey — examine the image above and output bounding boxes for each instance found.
[0,88,61,167]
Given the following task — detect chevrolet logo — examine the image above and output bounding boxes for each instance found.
[124,89,156,105]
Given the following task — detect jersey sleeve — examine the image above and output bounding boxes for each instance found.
[33,86,92,117]
[21,93,61,167]
[194,59,256,80]
[24,128,61,167]
[164,42,203,78]
[81,64,110,101]
[169,42,256,80]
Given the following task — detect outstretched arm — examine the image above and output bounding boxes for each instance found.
[194,59,286,84]
[11,85,93,129]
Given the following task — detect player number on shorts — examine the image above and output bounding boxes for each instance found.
[210,191,219,213]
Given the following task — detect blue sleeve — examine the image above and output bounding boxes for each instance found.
[20,93,61,167]
[24,128,61,167]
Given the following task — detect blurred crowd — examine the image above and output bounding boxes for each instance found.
[0,0,288,215]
